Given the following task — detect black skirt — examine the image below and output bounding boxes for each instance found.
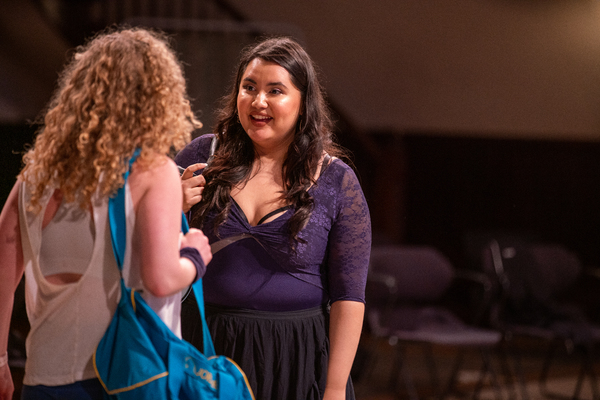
[181,294,355,400]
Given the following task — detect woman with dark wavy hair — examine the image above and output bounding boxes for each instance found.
[0,27,211,400]
[176,36,371,400]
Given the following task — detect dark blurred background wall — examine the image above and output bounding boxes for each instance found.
[2,0,600,269]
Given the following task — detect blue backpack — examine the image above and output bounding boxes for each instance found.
[93,149,254,400]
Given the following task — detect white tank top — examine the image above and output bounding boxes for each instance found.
[39,200,94,277]
[19,182,182,386]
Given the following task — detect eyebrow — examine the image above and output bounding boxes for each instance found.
[242,77,288,88]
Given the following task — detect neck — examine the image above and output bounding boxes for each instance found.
[252,141,289,170]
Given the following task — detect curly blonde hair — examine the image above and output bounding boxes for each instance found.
[19,27,201,212]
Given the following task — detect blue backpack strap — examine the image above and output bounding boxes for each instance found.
[192,280,216,357]
[108,149,216,356]
[181,212,190,234]
[182,209,216,356]
[108,148,141,270]
[110,150,191,269]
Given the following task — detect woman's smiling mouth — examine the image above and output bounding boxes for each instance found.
[250,114,273,125]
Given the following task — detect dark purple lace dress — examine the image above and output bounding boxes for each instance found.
[175,134,371,399]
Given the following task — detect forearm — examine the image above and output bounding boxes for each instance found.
[0,297,15,358]
[0,258,21,359]
[324,300,365,398]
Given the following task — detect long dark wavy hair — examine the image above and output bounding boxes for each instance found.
[191,36,343,243]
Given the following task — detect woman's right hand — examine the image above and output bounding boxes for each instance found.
[180,228,212,267]
[181,163,207,213]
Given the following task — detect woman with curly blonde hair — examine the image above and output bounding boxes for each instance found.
[0,27,212,400]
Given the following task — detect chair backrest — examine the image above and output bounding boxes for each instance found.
[482,239,582,327]
[485,241,581,301]
[528,244,581,300]
[368,245,454,303]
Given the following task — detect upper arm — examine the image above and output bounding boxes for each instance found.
[0,181,24,351]
[0,181,24,289]
[130,158,183,292]
[327,166,372,304]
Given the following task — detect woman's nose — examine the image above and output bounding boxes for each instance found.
[252,92,267,107]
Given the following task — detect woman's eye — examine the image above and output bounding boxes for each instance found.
[270,88,283,95]
[242,85,255,92]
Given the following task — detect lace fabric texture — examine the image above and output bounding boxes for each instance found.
[175,135,371,310]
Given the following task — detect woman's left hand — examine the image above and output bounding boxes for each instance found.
[180,227,212,267]
[181,163,206,212]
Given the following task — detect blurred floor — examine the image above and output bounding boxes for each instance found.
[353,333,599,400]
[8,333,599,399]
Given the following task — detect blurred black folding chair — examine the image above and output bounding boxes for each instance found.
[363,245,504,400]
[483,239,600,400]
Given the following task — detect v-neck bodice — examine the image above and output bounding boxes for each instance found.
[230,198,292,227]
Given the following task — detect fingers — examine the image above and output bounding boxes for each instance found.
[182,174,206,189]
[180,163,207,180]
[181,166,207,212]
[181,228,213,266]
[182,188,204,213]
[182,181,205,212]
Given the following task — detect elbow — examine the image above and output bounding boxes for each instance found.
[142,260,194,298]
[143,280,173,298]
[142,269,181,298]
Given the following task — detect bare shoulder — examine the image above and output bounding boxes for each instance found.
[0,180,21,222]
[129,154,180,205]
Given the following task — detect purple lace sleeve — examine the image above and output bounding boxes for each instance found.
[327,164,372,304]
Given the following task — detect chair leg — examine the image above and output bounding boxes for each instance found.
[571,349,587,400]
[440,349,465,399]
[388,340,403,391]
[577,345,599,400]
[586,349,600,400]
[357,334,387,390]
[505,339,531,400]
[471,350,489,399]
[479,348,504,400]
[538,342,598,400]
[538,339,560,398]
[497,346,520,400]
[439,347,504,400]
[394,344,420,400]
[471,347,505,400]
[585,347,600,400]
[423,344,441,397]
[358,339,373,383]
